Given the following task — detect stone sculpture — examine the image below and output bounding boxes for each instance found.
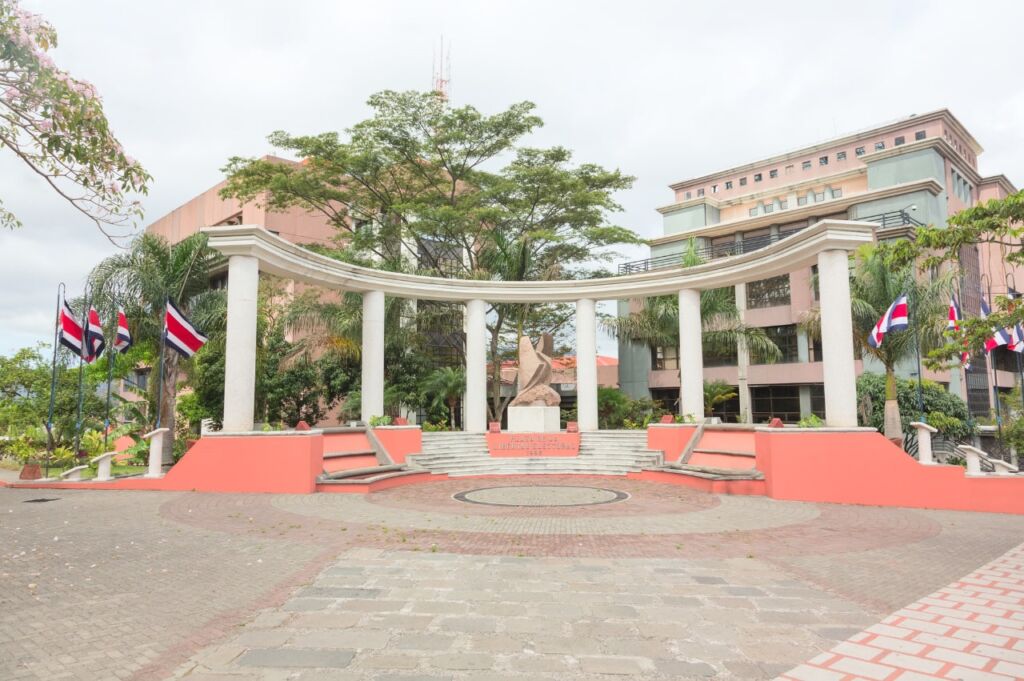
[510,336,561,407]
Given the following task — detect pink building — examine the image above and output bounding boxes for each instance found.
[617,109,1019,423]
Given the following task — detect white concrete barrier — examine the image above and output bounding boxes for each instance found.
[909,421,938,465]
[90,451,117,482]
[143,428,170,479]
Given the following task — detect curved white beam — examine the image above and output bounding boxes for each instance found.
[202,220,875,303]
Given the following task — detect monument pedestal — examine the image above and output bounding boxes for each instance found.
[508,406,561,433]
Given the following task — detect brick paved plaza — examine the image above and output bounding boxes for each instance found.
[2,479,1023,680]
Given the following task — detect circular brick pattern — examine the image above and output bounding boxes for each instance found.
[454,485,629,507]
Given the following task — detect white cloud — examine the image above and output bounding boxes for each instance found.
[3,0,1023,356]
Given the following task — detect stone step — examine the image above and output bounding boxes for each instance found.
[324,464,404,480]
[670,463,765,480]
[318,469,430,485]
[691,448,756,457]
[445,469,630,477]
[323,450,376,459]
[410,459,643,471]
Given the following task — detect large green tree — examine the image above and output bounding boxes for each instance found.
[908,190,1024,362]
[1,0,149,237]
[220,90,640,422]
[0,344,103,445]
[802,244,951,439]
[88,233,222,464]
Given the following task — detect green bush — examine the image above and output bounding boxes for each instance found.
[856,373,974,440]
[797,414,824,428]
[368,415,393,427]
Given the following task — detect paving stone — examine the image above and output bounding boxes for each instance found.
[391,634,456,651]
[290,628,391,649]
[238,648,355,668]
[655,658,717,677]
[579,656,647,674]
[428,653,494,670]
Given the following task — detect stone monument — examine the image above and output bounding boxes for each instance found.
[507,335,561,432]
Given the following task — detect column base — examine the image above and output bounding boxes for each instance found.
[507,406,561,433]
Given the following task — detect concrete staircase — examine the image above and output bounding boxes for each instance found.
[659,426,764,482]
[408,430,663,477]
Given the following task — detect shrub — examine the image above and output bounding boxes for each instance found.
[856,373,974,440]
[368,415,393,427]
[797,414,824,428]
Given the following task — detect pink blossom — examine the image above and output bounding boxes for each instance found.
[37,119,52,132]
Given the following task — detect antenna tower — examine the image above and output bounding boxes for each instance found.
[432,36,451,100]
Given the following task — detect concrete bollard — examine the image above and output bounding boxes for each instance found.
[909,421,938,465]
[143,428,170,479]
[90,451,117,482]
[959,445,984,476]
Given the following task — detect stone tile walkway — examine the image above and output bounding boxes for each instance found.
[1,478,1023,680]
[779,542,1024,681]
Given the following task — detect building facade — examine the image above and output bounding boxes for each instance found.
[617,109,1020,423]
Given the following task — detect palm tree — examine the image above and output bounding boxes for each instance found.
[704,380,738,415]
[88,233,222,465]
[606,241,782,415]
[800,244,952,439]
[423,366,466,429]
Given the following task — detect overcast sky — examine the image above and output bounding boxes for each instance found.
[2,0,1022,356]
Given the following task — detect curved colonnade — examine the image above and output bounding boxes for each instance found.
[204,220,875,433]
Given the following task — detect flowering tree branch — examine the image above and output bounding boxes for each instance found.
[1,0,150,242]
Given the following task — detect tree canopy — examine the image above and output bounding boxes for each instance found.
[0,0,149,238]
[221,90,640,420]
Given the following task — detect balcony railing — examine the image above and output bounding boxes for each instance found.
[616,210,923,275]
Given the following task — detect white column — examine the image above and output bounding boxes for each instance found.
[576,298,598,431]
[678,289,705,421]
[223,255,259,431]
[361,290,385,423]
[465,299,487,432]
[816,249,858,427]
[735,283,752,423]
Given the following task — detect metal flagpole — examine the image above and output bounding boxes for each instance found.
[73,287,90,456]
[910,291,926,421]
[154,303,167,430]
[983,276,1003,438]
[103,316,115,449]
[45,282,66,478]
[1007,275,1024,416]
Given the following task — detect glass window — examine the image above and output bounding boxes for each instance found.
[754,324,799,363]
[725,180,733,190]
[763,203,774,214]
[769,169,778,179]
[685,191,691,200]
[836,151,847,161]
[831,188,843,199]
[711,184,718,193]
[779,199,788,210]
[785,165,794,174]
[815,192,825,202]
[801,160,812,170]
[819,155,829,166]
[895,136,905,146]
[704,342,738,367]
[652,346,679,371]
[748,207,758,217]
[746,275,791,309]
[874,141,885,151]
[915,130,926,141]
[754,173,762,182]
[739,177,747,186]
[710,235,738,258]
[797,195,808,206]
[697,188,704,197]
[751,385,802,423]
[855,146,865,156]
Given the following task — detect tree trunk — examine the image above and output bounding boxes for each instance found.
[159,351,179,467]
[883,367,902,441]
[448,397,457,430]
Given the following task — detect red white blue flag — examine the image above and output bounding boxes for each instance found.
[85,306,105,363]
[114,307,132,353]
[1010,324,1024,354]
[58,298,84,356]
[867,293,909,349]
[947,296,971,369]
[980,297,1011,352]
[164,300,208,358]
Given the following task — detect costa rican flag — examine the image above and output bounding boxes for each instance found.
[867,293,910,349]
[164,299,208,358]
[948,296,971,368]
[85,306,105,362]
[114,307,132,353]
[58,299,84,355]
[1010,324,1024,353]
[981,297,1011,352]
